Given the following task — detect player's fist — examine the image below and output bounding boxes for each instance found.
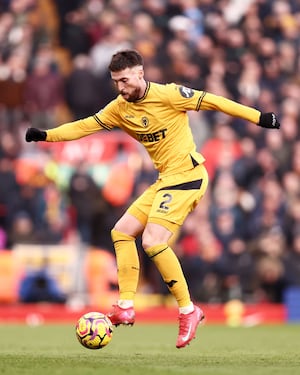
[25,127,47,142]
[257,112,280,129]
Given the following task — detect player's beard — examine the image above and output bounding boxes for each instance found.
[121,86,141,102]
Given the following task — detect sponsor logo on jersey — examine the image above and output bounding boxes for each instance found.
[179,86,194,98]
[137,128,167,143]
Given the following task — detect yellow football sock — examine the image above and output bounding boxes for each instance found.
[111,229,140,301]
[145,243,191,308]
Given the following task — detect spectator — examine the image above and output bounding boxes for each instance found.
[255,255,286,303]
[19,257,66,303]
[8,211,37,245]
[247,178,286,238]
[251,227,287,303]
[177,217,223,302]
[89,22,132,76]
[23,47,65,129]
[201,122,243,180]
[232,136,262,191]
[0,157,22,235]
[65,54,101,119]
[68,161,114,249]
[216,237,255,302]
[283,232,300,287]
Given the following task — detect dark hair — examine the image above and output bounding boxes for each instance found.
[108,49,144,72]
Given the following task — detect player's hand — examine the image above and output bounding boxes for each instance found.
[257,112,280,129]
[25,127,47,142]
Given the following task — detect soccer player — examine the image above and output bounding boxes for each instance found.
[25,49,280,348]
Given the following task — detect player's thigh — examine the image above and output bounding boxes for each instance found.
[126,182,158,228]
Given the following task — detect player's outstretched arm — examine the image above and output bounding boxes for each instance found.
[199,92,280,129]
[25,117,104,143]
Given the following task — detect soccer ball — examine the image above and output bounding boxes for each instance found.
[75,312,113,349]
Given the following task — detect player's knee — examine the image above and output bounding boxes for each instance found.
[142,224,172,250]
[141,236,152,251]
[111,228,135,243]
[142,232,161,251]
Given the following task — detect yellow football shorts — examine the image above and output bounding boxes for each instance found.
[127,163,209,233]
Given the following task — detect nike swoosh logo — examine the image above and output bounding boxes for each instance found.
[181,323,193,342]
[181,309,201,342]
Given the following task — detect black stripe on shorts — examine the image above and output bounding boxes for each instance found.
[159,179,203,191]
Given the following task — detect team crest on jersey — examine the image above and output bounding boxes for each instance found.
[141,116,149,127]
[179,86,194,98]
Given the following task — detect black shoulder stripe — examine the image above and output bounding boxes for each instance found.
[93,114,111,131]
[196,91,206,111]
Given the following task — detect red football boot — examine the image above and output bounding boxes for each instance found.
[176,305,205,348]
[107,304,135,326]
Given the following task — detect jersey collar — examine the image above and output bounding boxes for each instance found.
[135,81,150,103]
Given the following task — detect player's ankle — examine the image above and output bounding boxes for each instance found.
[117,299,134,309]
[179,302,194,315]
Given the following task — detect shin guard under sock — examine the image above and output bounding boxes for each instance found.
[145,243,191,308]
[111,229,140,300]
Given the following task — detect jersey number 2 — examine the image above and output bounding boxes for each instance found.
[159,193,172,210]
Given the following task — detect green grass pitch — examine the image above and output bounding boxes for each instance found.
[0,323,299,375]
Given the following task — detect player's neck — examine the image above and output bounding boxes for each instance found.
[138,79,147,99]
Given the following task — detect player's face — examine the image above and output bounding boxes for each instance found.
[111,66,145,102]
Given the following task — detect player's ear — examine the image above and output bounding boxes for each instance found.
[137,66,144,79]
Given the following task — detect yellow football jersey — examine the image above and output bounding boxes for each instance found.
[46,82,261,176]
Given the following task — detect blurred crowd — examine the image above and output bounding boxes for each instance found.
[1,0,300,304]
